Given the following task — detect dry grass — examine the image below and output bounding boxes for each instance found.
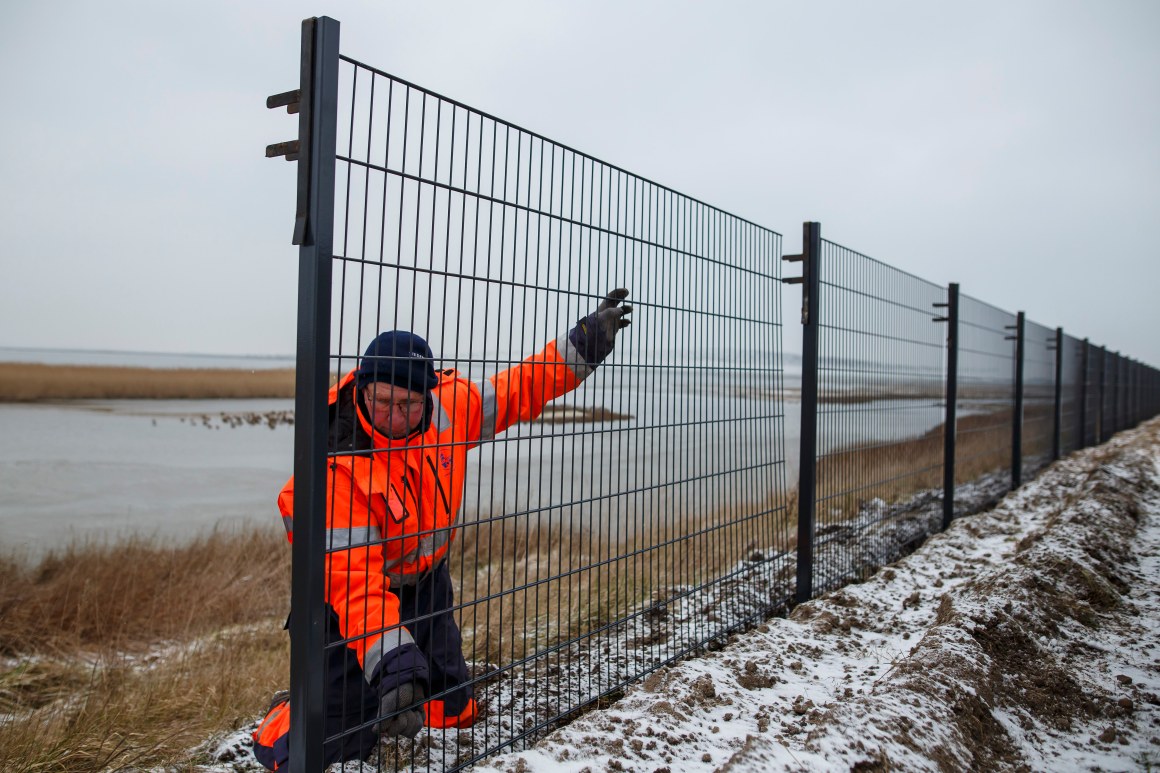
[0,528,290,772]
[0,404,1030,768]
[446,408,1022,667]
[448,493,795,665]
[0,363,295,401]
[814,409,1016,526]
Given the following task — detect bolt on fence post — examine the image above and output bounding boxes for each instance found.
[783,221,821,605]
[285,15,340,773]
[1052,327,1063,460]
[1011,311,1026,488]
[937,283,959,530]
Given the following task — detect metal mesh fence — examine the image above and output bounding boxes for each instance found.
[807,239,946,596]
[953,295,1016,496]
[1083,343,1101,446]
[317,53,791,769]
[274,18,1160,771]
[1101,349,1116,441]
[1020,320,1056,478]
[1058,333,1084,455]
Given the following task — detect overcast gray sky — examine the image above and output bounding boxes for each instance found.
[1,1,1157,363]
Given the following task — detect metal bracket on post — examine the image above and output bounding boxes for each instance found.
[787,222,821,604]
[933,284,959,529]
[266,32,316,246]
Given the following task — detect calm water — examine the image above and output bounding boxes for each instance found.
[1,349,957,558]
[0,400,294,557]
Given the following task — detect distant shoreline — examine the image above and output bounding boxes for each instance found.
[0,363,296,401]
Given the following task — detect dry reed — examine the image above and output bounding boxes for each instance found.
[0,363,296,401]
[0,528,291,772]
[0,405,1036,769]
[448,492,795,665]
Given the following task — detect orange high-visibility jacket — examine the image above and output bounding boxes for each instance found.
[277,335,593,680]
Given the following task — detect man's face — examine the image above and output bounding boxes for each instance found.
[362,382,426,439]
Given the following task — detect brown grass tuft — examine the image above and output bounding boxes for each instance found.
[0,528,291,771]
[0,527,291,657]
[448,493,795,664]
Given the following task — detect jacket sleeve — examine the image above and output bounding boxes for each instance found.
[473,334,594,443]
[320,464,429,690]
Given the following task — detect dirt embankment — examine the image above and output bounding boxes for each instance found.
[480,418,1160,772]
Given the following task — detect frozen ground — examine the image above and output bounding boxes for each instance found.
[191,417,1160,771]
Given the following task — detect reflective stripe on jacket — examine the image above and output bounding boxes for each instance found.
[276,335,590,680]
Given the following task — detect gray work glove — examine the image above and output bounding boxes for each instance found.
[568,288,632,366]
[376,682,426,739]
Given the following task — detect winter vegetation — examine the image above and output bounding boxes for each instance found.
[2,362,1155,771]
[0,363,296,401]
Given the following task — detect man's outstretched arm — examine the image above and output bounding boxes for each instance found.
[474,288,632,442]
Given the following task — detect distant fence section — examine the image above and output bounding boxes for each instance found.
[791,227,947,600]
[785,222,1160,603]
[270,16,1160,772]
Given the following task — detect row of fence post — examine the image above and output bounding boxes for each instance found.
[276,17,1158,764]
[787,221,1158,604]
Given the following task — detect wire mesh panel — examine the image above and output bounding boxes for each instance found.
[1082,344,1100,446]
[1115,355,1130,432]
[1020,319,1056,478]
[808,239,946,596]
[316,54,790,769]
[1101,349,1117,440]
[954,295,1016,501]
[1059,333,1084,455]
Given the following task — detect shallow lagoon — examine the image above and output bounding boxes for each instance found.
[0,382,958,558]
[0,399,294,557]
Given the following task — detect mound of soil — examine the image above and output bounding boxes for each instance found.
[480,419,1160,772]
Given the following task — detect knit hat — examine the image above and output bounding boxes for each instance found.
[356,331,438,392]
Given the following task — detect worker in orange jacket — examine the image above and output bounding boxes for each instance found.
[254,290,632,769]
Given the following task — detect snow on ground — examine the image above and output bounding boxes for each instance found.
[477,418,1160,772]
[193,418,1160,772]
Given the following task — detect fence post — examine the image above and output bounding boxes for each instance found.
[783,221,821,605]
[1052,327,1063,460]
[1010,311,1026,488]
[1111,351,1119,436]
[284,16,340,773]
[1079,338,1089,448]
[937,284,959,530]
[1097,346,1107,443]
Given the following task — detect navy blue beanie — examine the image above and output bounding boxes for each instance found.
[356,331,439,392]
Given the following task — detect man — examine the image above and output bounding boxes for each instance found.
[254,289,632,769]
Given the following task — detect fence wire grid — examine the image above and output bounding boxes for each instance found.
[275,16,1160,773]
[807,239,946,597]
[298,44,791,770]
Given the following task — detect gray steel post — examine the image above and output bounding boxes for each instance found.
[289,15,340,773]
[1097,346,1106,443]
[790,222,821,604]
[1011,311,1025,488]
[1078,338,1089,448]
[940,283,959,530]
[1052,327,1063,460]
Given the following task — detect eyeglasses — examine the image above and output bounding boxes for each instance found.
[366,395,426,414]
